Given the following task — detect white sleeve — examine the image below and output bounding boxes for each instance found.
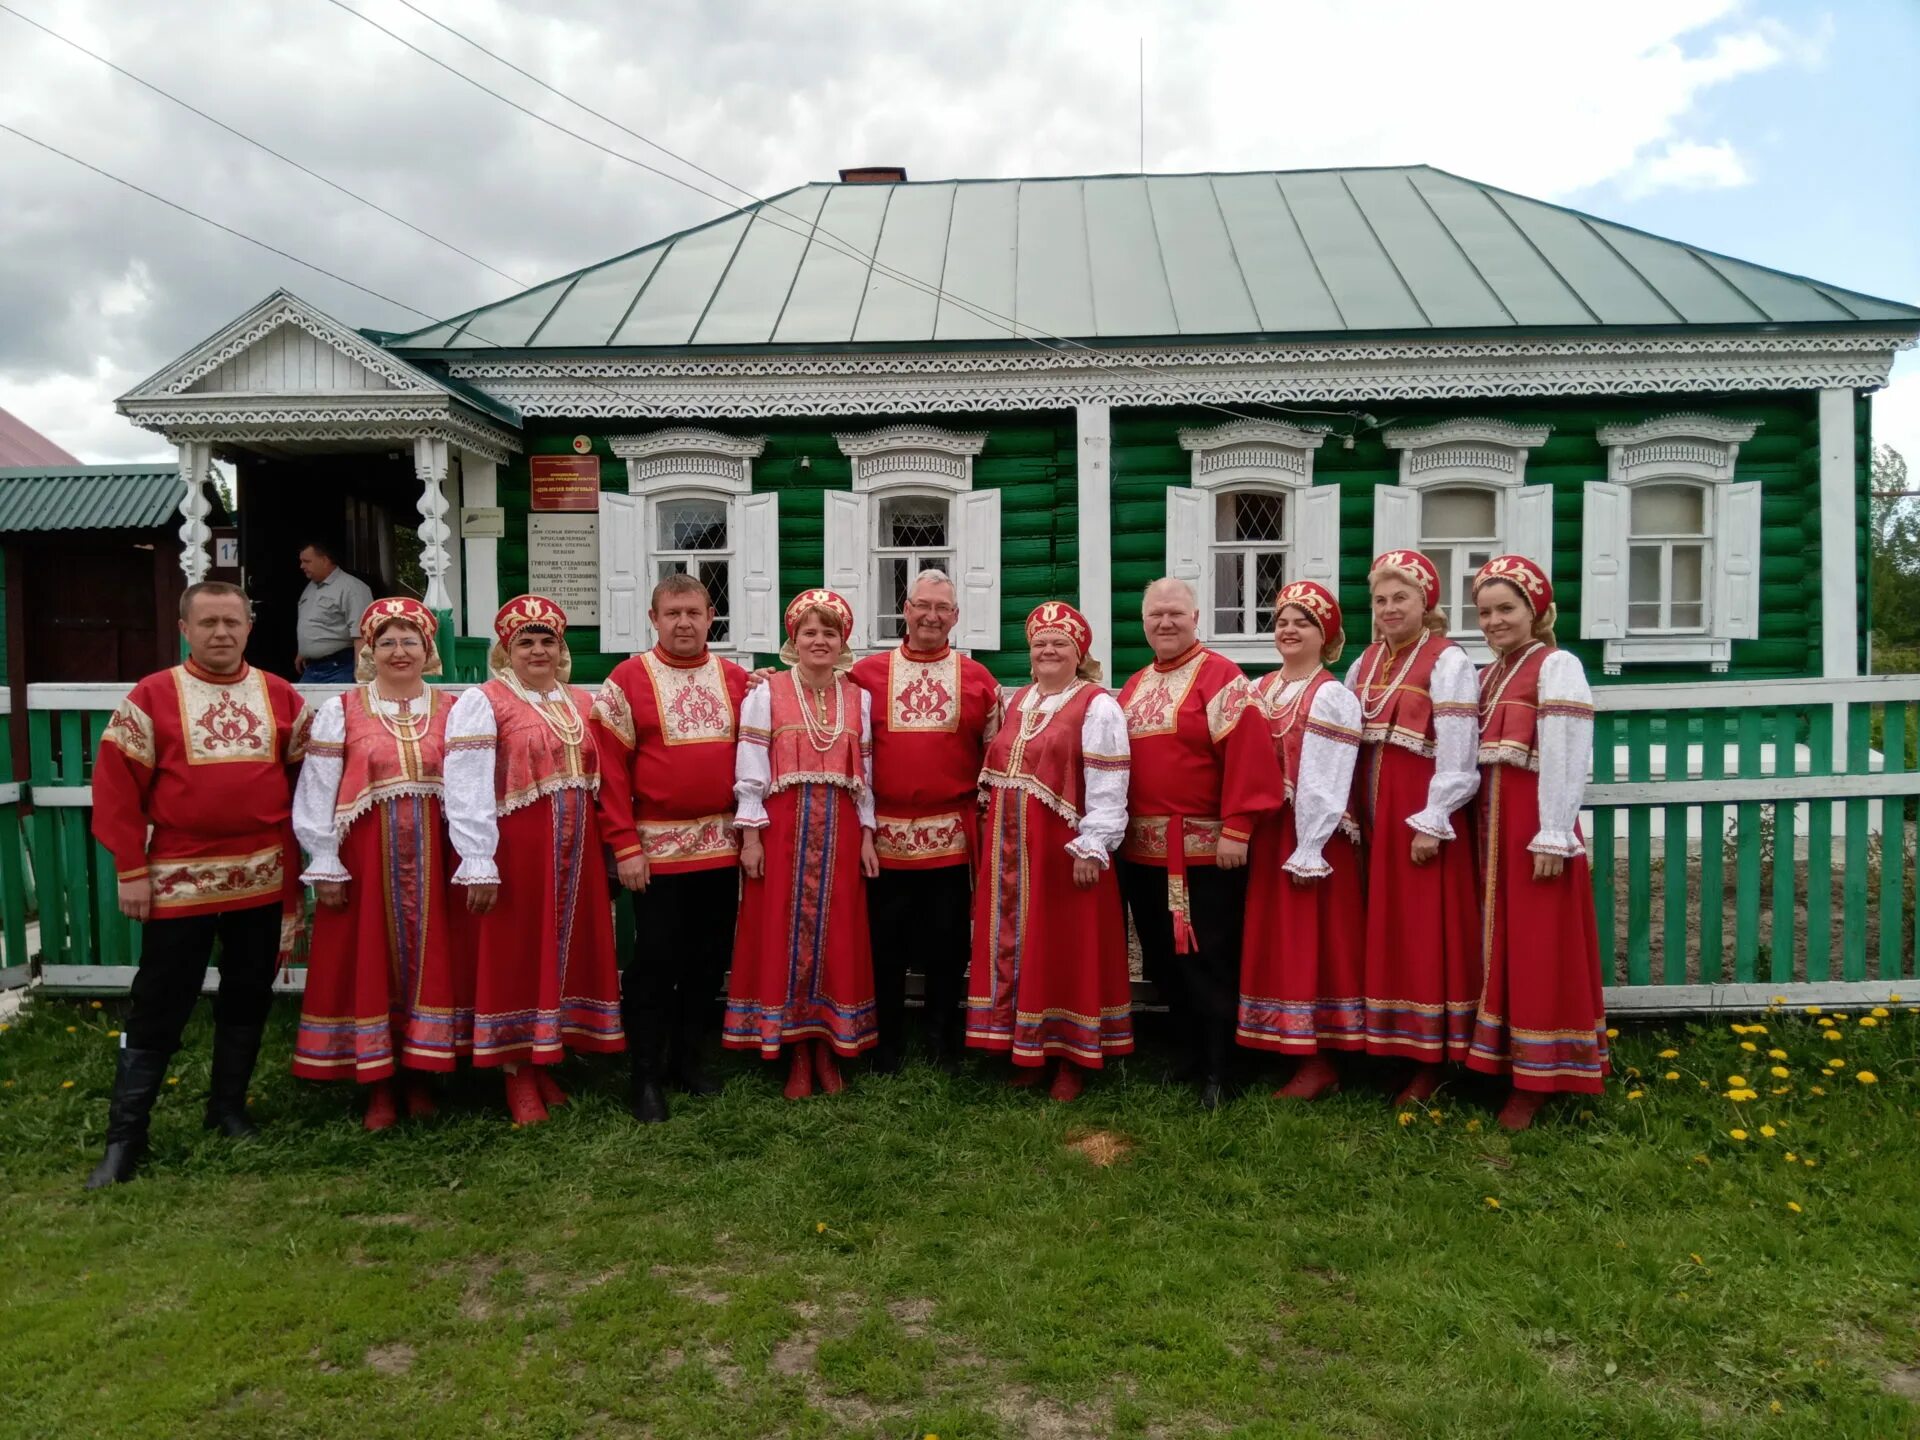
[1067,691,1131,863]
[1343,653,1366,692]
[1408,645,1481,840]
[1286,682,1361,879]
[732,681,773,830]
[1532,649,1594,857]
[293,695,350,883]
[443,686,500,885]
[856,687,876,830]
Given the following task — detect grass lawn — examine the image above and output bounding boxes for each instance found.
[3,997,1919,1439]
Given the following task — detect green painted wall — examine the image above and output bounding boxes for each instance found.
[1109,392,1852,685]
[500,414,1079,685]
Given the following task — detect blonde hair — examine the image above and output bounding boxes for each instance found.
[778,603,854,669]
[1367,561,1448,639]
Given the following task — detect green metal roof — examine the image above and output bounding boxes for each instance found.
[387,165,1920,353]
[0,465,197,533]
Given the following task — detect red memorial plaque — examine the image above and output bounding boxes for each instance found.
[530,455,601,511]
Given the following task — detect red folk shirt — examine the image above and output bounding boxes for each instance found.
[1117,642,1283,866]
[92,658,311,917]
[848,643,1002,870]
[590,646,750,874]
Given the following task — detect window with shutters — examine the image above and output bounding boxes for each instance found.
[1171,421,1336,666]
[1583,414,1762,673]
[603,429,778,655]
[831,425,1000,652]
[1377,419,1554,662]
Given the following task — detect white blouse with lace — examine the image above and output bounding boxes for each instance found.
[440,682,571,887]
[731,682,878,832]
[1525,648,1594,858]
[1262,677,1361,880]
[1346,643,1480,842]
[292,689,447,885]
[998,683,1132,866]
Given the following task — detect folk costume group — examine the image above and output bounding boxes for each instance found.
[83,547,1606,1189]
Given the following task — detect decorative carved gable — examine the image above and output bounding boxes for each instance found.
[183,320,398,395]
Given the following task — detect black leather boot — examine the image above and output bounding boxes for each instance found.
[1197,1023,1230,1111]
[672,1012,722,1098]
[629,1070,670,1124]
[203,1024,265,1139]
[85,1046,171,1190]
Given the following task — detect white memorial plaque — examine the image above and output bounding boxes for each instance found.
[527,512,600,626]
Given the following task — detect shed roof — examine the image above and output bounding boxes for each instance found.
[387,165,1920,353]
[0,464,206,533]
[0,407,80,466]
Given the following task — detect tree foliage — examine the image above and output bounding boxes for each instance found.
[1871,443,1920,661]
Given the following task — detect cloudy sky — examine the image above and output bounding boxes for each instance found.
[1,0,1915,464]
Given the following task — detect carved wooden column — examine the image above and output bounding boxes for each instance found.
[176,439,215,585]
[413,435,454,615]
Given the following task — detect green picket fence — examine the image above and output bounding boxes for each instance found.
[16,675,1920,1010]
[0,689,32,984]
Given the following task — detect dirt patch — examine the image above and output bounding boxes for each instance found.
[351,1213,422,1228]
[1884,1367,1920,1401]
[307,1347,344,1376]
[650,1262,730,1306]
[888,1298,936,1336]
[1064,1129,1135,1167]
[791,1299,821,1321]
[364,1342,415,1376]
[454,1257,503,1320]
[989,1389,1110,1440]
[770,1334,819,1376]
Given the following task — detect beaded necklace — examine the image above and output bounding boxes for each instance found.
[793,669,845,753]
[1265,668,1322,740]
[501,668,585,746]
[366,684,429,743]
[1478,641,1545,720]
[1018,680,1084,744]
[1356,632,1430,722]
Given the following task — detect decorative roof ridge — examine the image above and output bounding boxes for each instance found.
[834,423,988,458]
[1178,419,1332,452]
[607,427,766,460]
[1595,413,1763,447]
[1382,417,1552,449]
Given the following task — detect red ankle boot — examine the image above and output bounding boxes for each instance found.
[403,1076,438,1120]
[1008,1062,1043,1088]
[504,1066,550,1126]
[1047,1061,1086,1103]
[1497,1089,1549,1131]
[362,1079,398,1133]
[1392,1065,1443,1108]
[1275,1056,1340,1101]
[783,1045,814,1100]
[812,1040,845,1096]
[532,1068,569,1108]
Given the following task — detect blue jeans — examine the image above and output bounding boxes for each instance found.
[301,651,355,684]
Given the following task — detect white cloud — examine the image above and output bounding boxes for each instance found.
[0,358,171,463]
[1873,356,1920,472]
[1620,139,1752,199]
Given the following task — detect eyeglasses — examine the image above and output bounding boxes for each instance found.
[374,635,425,652]
[904,601,957,616]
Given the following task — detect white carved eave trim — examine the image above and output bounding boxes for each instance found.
[607,427,767,461]
[440,330,1914,420]
[116,395,522,464]
[1382,417,1552,450]
[1598,412,1764,486]
[123,289,442,400]
[1178,418,1329,491]
[836,423,988,494]
[1383,416,1552,488]
[1178,419,1332,453]
[1595,413,1763,447]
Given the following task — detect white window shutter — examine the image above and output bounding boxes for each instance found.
[822,489,870,642]
[1165,485,1205,584]
[736,492,781,653]
[1509,484,1554,583]
[1294,485,1340,585]
[1716,479,1763,640]
[1581,482,1630,639]
[598,491,645,655]
[1371,484,1419,558]
[953,488,1002,651]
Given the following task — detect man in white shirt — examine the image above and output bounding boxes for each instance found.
[295,542,374,683]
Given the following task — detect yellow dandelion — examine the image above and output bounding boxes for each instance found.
[1398,1111,1414,1126]
[1484,1196,1501,1210]
[1858,1017,1879,1028]
[1658,1048,1678,1058]
[90,1001,102,1010]
[107,1030,120,1039]
[1804,1005,1822,1015]
[1770,1066,1790,1079]
[61,1079,74,1089]
[1890,993,1903,1003]
[1784,1152,1797,1162]
[1729,1023,1748,1035]
[1465,1118,1482,1133]
[1605,1027,1619,1039]
[65,1025,76,1033]
[1810,1085,1826,1096]
[1729,1128,1748,1141]
[1771,995,1788,1005]
[1626,1089,1644,1100]
[1823,1030,1845,1042]
[1767,1048,1787,1060]
[1832,1013,1849,1023]
[1727,1074,1749,1087]
[1749,1025,1768,1036]
[1872,1007,1890,1018]
[1771,1399,1786,1413]
[1818,1016,1836,1027]
[1698,1080,1709,1089]
[1431,1111,1445,1124]
[816,1222,827,1233]
[1,1080,11,1088]
[1760,1124,1777,1138]
[1857,1071,1879,1085]
[1690,1252,1706,1264]
[1785,1205,1801,1218]
[1692,1154,1710,1166]
[1626,1066,1641,1078]
[1663,1070,1680,1081]
[1803,1157,1818,1167]
[1771,1086,1791,1096]
[0,1022,8,1032]
[1740,1041,1758,1052]
[165,1076,179,1086]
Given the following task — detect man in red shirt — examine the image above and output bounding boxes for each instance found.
[1118,576,1284,1107]
[848,570,1001,1071]
[86,581,310,1187]
[591,574,749,1121]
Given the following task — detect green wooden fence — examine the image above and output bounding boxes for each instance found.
[15,675,1920,1010]
[0,689,31,987]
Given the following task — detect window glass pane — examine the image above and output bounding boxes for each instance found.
[1628,602,1661,631]
[1628,545,1661,603]
[1218,489,1285,543]
[1253,551,1286,633]
[1421,486,1498,541]
[1671,544,1705,603]
[878,495,948,548]
[656,497,727,552]
[699,559,730,642]
[1669,602,1704,631]
[1213,550,1244,634]
[1630,483,1705,536]
[876,556,910,639]
[1429,549,1454,615]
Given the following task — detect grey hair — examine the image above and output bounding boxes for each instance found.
[1142,576,1199,612]
[908,568,957,598]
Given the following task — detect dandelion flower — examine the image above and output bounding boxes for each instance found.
[1691,1155,1709,1166]
[1727,1074,1749,1087]
[1771,995,1787,1005]
[1690,1253,1706,1265]
[1605,1027,1619,1039]
[107,1030,120,1039]
[816,1222,827,1234]
[1760,1124,1777,1138]
[1484,1196,1501,1210]
[1626,1066,1641,1078]
[1740,1041,1758,1053]
[1,1080,11,1089]
[1431,1112,1445,1124]
[1784,1152,1797,1162]
[1770,1066,1790,1079]
[1768,1048,1787,1060]
[1771,1399,1786,1413]
[1659,1048,1679,1059]
[61,1079,75,1089]
[1872,1007,1890,1018]
[1857,1071,1879,1085]
[1818,1016,1836,1028]
[1858,1017,1879,1028]
[1771,1087,1791,1096]
[1804,1005,1822,1015]
[1729,1023,1748,1035]
[1803,1157,1817,1168]
[90,1001,102,1010]
[1889,994,1902,1003]
[1398,1111,1414,1127]
[1749,1025,1768,1036]
[65,1025,76,1033]
[166,1076,179,1086]
[1465,1118,1482,1133]
[1663,1071,1680,1081]
[1626,1089,1644,1100]
[1729,1128,1748,1141]
[1785,1204,1801,1217]
[1810,1086,1826,1096]
[1822,1030,1844,1042]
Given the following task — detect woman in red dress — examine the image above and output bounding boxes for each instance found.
[1465,555,1608,1129]
[1344,550,1482,1106]
[292,598,462,1129]
[966,602,1132,1102]
[725,589,879,1098]
[444,596,625,1125]
[1236,581,1366,1100]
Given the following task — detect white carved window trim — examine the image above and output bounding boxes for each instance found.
[604,428,774,654]
[1380,419,1553,664]
[829,425,1000,652]
[1583,413,1763,674]
[1171,421,1334,667]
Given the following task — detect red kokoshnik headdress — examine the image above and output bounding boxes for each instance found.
[359,596,438,644]
[1025,600,1093,659]
[783,588,854,640]
[494,594,568,644]
[1369,549,1442,612]
[1273,580,1341,639]
[1472,554,1553,615]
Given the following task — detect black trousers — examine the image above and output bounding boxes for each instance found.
[126,902,282,1054]
[622,867,738,1081]
[1122,861,1247,1076]
[866,864,973,1064]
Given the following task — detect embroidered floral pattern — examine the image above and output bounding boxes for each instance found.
[173,666,278,766]
[874,810,969,863]
[887,650,960,732]
[150,845,285,910]
[101,700,155,768]
[642,652,735,745]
